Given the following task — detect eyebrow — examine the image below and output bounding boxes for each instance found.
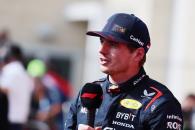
[100,37,120,44]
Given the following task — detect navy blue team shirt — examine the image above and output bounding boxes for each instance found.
[65,68,183,130]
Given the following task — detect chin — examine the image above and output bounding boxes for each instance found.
[100,66,110,74]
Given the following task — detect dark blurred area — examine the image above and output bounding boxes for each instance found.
[182,94,195,130]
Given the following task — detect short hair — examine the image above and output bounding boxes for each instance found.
[4,44,23,62]
[126,43,146,67]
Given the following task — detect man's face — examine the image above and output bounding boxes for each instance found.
[98,37,138,76]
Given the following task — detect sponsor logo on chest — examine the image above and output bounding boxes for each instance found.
[120,99,142,110]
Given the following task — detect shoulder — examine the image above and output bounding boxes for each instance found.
[146,78,176,99]
[143,77,181,111]
[92,77,107,84]
[2,61,24,75]
[142,79,183,129]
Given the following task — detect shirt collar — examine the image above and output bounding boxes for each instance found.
[107,67,148,93]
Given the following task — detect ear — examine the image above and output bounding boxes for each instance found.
[133,47,145,62]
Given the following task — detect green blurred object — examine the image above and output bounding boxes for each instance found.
[27,59,46,77]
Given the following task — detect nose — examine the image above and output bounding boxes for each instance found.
[99,41,109,54]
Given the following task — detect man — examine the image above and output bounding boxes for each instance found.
[0,45,34,130]
[65,13,183,130]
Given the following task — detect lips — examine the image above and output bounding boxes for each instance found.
[100,57,110,65]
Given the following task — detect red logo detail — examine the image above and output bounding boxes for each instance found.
[144,86,163,111]
[81,93,97,99]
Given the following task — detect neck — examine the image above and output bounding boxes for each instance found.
[109,67,140,84]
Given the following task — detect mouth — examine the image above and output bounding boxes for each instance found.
[99,57,110,65]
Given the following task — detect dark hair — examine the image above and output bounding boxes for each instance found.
[126,43,146,67]
[139,55,146,67]
[4,45,23,62]
[186,94,195,99]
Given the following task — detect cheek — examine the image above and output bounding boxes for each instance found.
[112,49,131,61]
[110,52,127,67]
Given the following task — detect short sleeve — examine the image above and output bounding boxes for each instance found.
[0,70,15,89]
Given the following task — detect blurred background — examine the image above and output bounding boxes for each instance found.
[0,0,195,130]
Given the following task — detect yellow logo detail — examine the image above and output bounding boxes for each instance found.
[120,99,142,109]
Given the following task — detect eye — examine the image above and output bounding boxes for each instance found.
[100,37,104,43]
[108,41,119,48]
[99,37,119,48]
